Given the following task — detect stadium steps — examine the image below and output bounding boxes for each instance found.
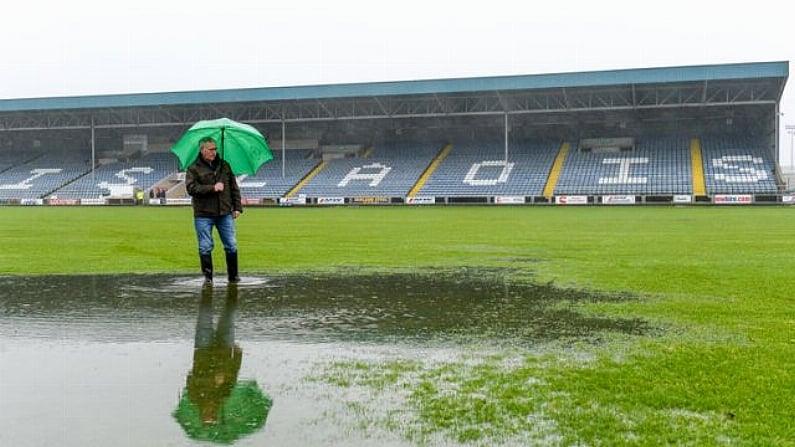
[168,181,187,198]
[542,141,570,197]
[407,143,452,197]
[284,160,327,198]
[690,138,707,196]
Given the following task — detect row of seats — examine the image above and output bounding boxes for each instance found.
[419,140,559,196]
[293,141,439,197]
[555,136,694,195]
[0,152,92,200]
[52,152,180,199]
[700,135,778,194]
[0,135,781,199]
[239,156,321,198]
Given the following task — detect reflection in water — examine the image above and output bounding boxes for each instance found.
[188,285,241,425]
[174,284,272,444]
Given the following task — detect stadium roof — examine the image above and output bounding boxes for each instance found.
[0,60,787,131]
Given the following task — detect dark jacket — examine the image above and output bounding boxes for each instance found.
[185,156,242,217]
[186,344,243,422]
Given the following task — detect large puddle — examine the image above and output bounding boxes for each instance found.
[0,272,649,446]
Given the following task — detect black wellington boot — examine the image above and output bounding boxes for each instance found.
[200,254,213,284]
[226,251,240,283]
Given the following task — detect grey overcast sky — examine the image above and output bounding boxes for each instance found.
[2,0,793,165]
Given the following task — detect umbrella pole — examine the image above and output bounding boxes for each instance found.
[220,128,225,161]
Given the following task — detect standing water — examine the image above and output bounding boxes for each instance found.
[0,272,648,446]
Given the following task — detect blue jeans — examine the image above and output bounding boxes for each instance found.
[194,214,238,256]
[194,287,237,349]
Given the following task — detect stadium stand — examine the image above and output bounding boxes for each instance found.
[0,62,789,205]
[700,134,778,194]
[290,142,439,198]
[417,139,560,197]
[49,152,180,199]
[238,150,320,199]
[0,152,92,200]
[0,151,42,175]
[0,133,784,204]
[554,135,693,196]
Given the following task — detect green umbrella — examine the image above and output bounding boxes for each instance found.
[171,117,273,175]
[174,379,273,444]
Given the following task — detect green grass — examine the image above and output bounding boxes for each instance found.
[3,205,795,445]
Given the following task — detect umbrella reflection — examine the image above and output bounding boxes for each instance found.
[174,284,272,444]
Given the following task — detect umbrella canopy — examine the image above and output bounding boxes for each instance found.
[171,118,273,175]
[174,379,273,444]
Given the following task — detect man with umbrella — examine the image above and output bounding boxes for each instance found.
[185,136,242,283]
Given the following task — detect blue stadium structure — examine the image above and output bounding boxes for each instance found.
[0,61,790,205]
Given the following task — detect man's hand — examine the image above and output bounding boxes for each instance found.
[233,211,241,219]
[214,182,224,192]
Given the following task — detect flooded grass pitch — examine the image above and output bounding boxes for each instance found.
[0,271,651,446]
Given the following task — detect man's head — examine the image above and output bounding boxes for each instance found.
[199,137,218,162]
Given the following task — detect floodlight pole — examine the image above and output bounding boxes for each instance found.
[90,115,95,181]
[786,124,795,171]
[504,113,509,162]
[281,119,286,178]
